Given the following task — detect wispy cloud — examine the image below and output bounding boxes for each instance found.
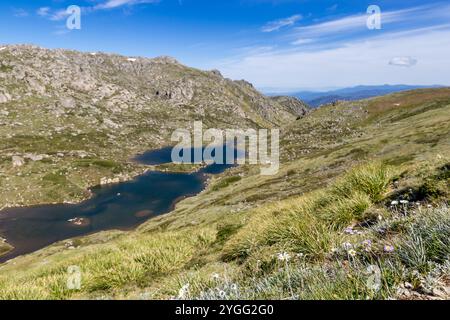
[94,0,159,10]
[291,38,314,45]
[289,3,450,42]
[37,7,50,17]
[12,8,29,17]
[262,14,302,32]
[36,0,160,21]
[327,4,338,12]
[37,7,68,21]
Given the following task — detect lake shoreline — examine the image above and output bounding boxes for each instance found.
[0,146,233,264]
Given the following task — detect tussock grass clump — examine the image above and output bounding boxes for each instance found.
[398,205,450,271]
[221,208,275,261]
[319,162,393,227]
[331,162,393,202]
[221,194,330,262]
[222,163,393,262]
[267,195,337,257]
[321,191,373,228]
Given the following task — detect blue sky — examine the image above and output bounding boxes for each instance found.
[1,0,450,90]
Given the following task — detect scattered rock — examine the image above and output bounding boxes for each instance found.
[134,210,153,218]
[0,92,12,103]
[60,97,76,109]
[100,177,120,185]
[12,155,24,167]
[153,56,178,64]
[24,153,47,161]
[68,217,89,227]
[103,118,121,129]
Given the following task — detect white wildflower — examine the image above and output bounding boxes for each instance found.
[277,252,291,262]
[177,283,190,300]
[362,240,372,251]
[344,227,356,235]
[342,242,353,250]
[211,273,220,281]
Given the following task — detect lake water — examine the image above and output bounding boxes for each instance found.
[0,145,241,263]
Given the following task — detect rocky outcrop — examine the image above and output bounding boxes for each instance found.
[270,96,310,118]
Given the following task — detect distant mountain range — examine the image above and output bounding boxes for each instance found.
[267,85,445,107]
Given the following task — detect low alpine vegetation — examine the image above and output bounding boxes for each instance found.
[222,162,394,261]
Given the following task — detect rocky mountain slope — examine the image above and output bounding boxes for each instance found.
[0,45,306,208]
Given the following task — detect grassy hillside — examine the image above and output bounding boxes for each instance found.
[0,87,448,299]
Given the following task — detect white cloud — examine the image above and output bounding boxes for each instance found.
[389,56,418,67]
[262,14,302,32]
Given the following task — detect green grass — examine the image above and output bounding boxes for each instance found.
[398,207,450,270]
[0,64,13,72]
[222,163,393,262]
[211,176,242,191]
